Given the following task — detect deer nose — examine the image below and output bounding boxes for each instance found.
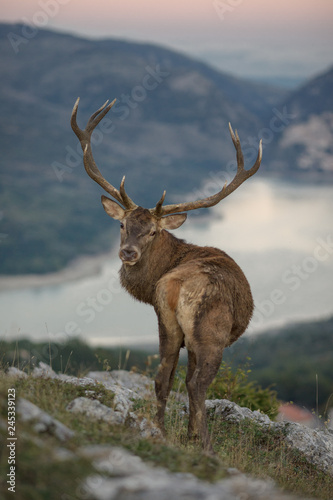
[119,247,139,263]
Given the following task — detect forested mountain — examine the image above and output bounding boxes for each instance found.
[0,23,332,274]
[264,65,333,179]
[2,315,332,413]
[223,316,333,413]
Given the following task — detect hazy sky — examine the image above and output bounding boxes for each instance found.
[2,0,333,85]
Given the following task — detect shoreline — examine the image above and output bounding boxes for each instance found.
[0,250,118,292]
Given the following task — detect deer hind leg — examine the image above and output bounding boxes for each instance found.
[184,307,233,454]
[186,345,223,454]
[154,315,184,434]
[186,349,198,440]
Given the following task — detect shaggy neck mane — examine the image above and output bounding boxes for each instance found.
[119,230,190,305]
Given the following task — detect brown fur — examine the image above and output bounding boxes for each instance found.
[166,279,182,312]
[117,210,253,454]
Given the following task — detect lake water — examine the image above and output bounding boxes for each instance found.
[1,179,332,347]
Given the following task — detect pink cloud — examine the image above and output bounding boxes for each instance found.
[2,0,332,81]
[2,0,332,32]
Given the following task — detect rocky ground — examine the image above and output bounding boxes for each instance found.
[2,363,333,499]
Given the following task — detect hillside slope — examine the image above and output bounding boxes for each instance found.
[1,24,332,275]
[264,66,333,179]
[224,316,333,412]
[1,365,332,499]
[0,23,284,274]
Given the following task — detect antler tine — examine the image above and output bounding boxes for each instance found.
[151,124,262,217]
[119,176,137,210]
[228,123,244,172]
[71,98,137,210]
[86,99,115,131]
[151,191,166,217]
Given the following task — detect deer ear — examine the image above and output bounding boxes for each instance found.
[160,213,187,230]
[101,195,125,221]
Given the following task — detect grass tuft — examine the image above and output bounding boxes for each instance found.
[0,370,332,500]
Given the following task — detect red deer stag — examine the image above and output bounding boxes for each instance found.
[71,97,262,454]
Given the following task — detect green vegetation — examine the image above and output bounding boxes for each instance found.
[0,184,119,274]
[174,361,279,419]
[1,315,332,417]
[223,316,333,416]
[1,337,278,417]
[0,337,161,376]
[0,319,332,498]
[0,370,331,499]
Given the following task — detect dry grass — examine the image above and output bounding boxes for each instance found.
[0,372,332,500]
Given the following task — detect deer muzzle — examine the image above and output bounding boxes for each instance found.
[119,245,141,265]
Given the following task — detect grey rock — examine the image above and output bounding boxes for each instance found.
[128,411,163,439]
[58,374,97,387]
[6,367,28,378]
[9,367,333,479]
[18,397,47,420]
[283,422,333,476]
[66,397,125,425]
[53,447,77,461]
[206,399,272,426]
[87,370,153,398]
[113,391,132,421]
[85,390,98,397]
[81,445,301,500]
[226,467,242,476]
[206,398,333,476]
[31,362,57,378]
[17,398,74,441]
[79,445,149,476]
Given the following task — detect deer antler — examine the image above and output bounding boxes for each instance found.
[71,98,137,210]
[150,123,262,217]
[72,99,262,216]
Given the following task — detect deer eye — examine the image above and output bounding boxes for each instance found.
[120,223,124,229]
[150,230,156,237]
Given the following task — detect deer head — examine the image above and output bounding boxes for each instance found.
[71,98,262,267]
[101,203,187,266]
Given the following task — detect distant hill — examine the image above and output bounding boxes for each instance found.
[0,23,332,274]
[223,315,333,413]
[264,66,333,180]
[2,315,332,413]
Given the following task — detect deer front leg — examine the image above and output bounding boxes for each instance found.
[155,320,184,433]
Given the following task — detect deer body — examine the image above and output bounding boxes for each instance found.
[117,213,253,341]
[71,98,262,454]
[114,209,253,450]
